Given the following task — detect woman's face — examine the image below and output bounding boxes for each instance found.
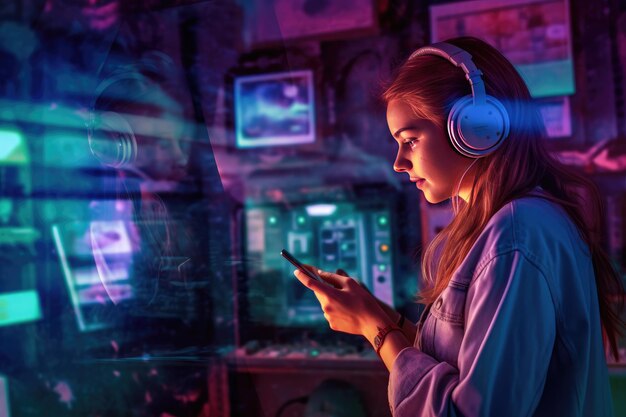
[386,100,474,204]
[131,112,189,181]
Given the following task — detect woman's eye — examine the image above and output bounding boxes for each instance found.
[404,138,418,148]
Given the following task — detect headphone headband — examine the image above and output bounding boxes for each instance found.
[410,42,486,105]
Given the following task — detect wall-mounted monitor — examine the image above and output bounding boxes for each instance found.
[234,70,316,148]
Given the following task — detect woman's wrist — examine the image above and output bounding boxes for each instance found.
[362,307,395,346]
[396,313,405,328]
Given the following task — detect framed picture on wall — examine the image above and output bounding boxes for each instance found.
[233,70,316,148]
[243,0,378,46]
[430,0,575,98]
[536,96,572,138]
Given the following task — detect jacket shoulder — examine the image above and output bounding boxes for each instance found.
[459,195,587,278]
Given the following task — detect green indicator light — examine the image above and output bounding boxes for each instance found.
[310,349,320,357]
[297,216,306,225]
[341,243,349,251]
[268,216,277,225]
[378,264,387,272]
[378,216,388,226]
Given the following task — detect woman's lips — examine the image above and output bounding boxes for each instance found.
[410,177,426,188]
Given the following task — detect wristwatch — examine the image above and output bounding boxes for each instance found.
[374,324,402,356]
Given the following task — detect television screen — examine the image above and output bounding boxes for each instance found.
[234,70,316,148]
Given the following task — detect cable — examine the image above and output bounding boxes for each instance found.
[452,158,480,215]
[275,395,308,417]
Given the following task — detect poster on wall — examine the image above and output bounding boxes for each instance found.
[536,96,572,138]
[244,0,377,45]
[430,0,575,98]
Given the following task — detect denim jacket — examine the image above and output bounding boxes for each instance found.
[388,195,614,416]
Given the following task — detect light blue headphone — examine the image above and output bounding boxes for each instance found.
[410,42,511,158]
[88,52,176,168]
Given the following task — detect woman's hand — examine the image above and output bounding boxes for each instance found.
[335,268,401,324]
[293,265,388,336]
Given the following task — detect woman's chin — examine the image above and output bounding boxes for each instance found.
[422,190,448,205]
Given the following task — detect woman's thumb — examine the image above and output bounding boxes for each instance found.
[335,268,349,277]
[318,269,348,287]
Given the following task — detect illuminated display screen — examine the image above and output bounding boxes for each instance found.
[234,70,316,148]
[52,221,137,332]
[244,201,394,327]
[0,129,29,165]
[0,290,42,327]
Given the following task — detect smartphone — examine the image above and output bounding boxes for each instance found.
[280,249,325,284]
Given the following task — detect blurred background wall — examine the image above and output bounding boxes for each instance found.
[0,0,625,416]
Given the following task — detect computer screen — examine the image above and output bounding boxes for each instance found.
[52,220,137,332]
[234,70,316,148]
[243,200,394,327]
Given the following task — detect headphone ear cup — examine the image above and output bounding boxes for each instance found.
[447,95,510,158]
[88,111,137,168]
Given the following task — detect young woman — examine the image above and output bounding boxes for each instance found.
[294,37,624,416]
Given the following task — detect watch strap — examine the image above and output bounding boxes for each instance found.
[374,324,402,356]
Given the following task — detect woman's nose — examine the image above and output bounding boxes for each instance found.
[393,150,411,172]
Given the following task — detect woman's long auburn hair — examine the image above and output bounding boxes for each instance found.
[382,36,625,359]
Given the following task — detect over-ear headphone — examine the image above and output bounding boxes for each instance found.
[410,42,510,158]
[87,52,176,168]
[87,72,143,168]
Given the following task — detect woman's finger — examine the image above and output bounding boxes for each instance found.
[293,269,328,293]
[316,269,350,287]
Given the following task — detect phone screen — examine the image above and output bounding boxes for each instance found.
[280,249,324,283]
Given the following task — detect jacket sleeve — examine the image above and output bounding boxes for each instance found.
[388,249,556,416]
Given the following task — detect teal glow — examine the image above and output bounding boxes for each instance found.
[516,60,575,98]
[0,129,28,165]
[309,349,320,357]
[341,243,349,251]
[378,216,388,226]
[378,264,387,272]
[297,216,306,225]
[305,204,337,216]
[268,216,278,225]
[0,290,42,327]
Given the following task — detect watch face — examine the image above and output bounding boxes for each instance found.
[374,335,382,348]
